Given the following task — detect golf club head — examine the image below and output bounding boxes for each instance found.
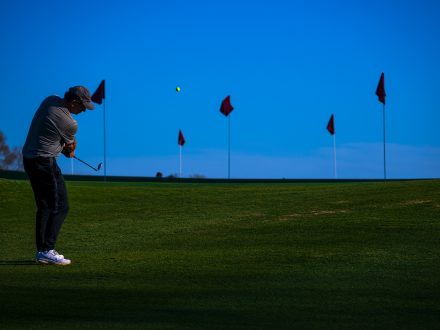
[97,163,103,171]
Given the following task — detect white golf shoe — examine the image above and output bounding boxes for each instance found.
[36,250,71,266]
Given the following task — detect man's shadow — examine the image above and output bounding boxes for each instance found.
[0,260,38,266]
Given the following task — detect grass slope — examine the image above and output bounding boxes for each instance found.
[0,179,439,329]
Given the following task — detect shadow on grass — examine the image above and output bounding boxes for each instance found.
[1,284,438,329]
[0,286,253,329]
[0,260,37,266]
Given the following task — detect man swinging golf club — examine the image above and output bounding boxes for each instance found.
[22,86,95,265]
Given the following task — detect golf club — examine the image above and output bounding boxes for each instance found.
[73,156,102,172]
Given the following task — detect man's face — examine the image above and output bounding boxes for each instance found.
[69,100,86,115]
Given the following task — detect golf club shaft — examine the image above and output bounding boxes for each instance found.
[73,156,99,171]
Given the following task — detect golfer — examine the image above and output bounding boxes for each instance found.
[22,86,95,265]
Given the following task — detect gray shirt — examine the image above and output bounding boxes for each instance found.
[22,96,78,158]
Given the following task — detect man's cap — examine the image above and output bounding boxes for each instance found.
[66,86,95,110]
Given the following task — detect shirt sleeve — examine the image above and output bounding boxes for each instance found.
[50,106,78,145]
[62,120,78,145]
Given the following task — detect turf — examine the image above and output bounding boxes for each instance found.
[0,178,439,329]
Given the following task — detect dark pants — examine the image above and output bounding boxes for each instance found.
[23,157,69,251]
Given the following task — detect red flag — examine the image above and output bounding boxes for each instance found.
[178,130,185,146]
[220,95,234,116]
[327,114,335,135]
[91,80,105,104]
[375,72,386,105]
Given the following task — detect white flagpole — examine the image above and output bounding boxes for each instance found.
[103,97,107,181]
[179,145,182,178]
[228,115,231,179]
[333,134,337,179]
[383,104,386,180]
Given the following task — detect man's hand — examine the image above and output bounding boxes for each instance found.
[62,139,76,158]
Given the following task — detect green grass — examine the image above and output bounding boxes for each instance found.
[0,178,439,329]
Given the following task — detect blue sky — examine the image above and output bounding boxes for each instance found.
[1,0,439,178]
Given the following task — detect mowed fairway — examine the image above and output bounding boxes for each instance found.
[0,178,439,329]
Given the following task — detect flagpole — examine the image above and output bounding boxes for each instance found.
[333,134,337,179]
[375,72,386,181]
[383,104,386,180]
[179,145,182,178]
[228,115,231,179]
[103,97,107,181]
[220,95,233,179]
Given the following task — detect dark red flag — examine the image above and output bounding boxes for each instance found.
[375,72,386,105]
[91,80,105,104]
[178,130,185,146]
[220,95,234,116]
[327,114,335,135]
